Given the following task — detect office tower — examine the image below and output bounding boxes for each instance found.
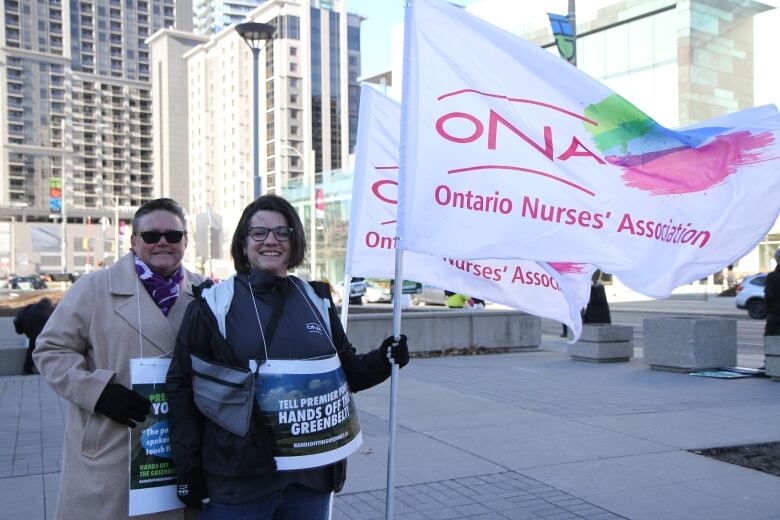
[0,0,192,275]
[194,0,265,35]
[152,0,360,274]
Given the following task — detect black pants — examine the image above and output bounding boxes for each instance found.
[765,315,780,337]
[22,333,38,374]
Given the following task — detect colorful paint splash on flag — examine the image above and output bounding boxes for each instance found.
[584,94,776,195]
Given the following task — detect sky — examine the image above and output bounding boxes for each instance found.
[346,0,480,78]
[345,0,597,80]
[346,0,780,107]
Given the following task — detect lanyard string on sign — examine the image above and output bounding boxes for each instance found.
[249,275,338,366]
[135,275,170,388]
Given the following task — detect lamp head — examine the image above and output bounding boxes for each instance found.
[236,22,276,50]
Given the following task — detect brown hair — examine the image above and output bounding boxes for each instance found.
[230,194,306,274]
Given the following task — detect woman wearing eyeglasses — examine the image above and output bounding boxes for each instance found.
[166,194,409,519]
[34,198,206,520]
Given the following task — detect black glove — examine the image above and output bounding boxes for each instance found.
[380,335,409,368]
[94,383,151,428]
[176,470,210,509]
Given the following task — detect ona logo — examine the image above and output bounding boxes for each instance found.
[371,178,398,205]
[434,109,605,165]
[306,322,323,335]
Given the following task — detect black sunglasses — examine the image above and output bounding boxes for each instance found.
[135,230,186,244]
[248,226,293,242]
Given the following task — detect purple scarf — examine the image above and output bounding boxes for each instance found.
[134,256,184,317]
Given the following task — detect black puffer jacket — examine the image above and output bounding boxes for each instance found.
[166,278,392,492]
[583,283,611,324]
[766,265,780,317]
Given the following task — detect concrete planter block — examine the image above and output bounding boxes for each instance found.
[767,337,780,380]
[767,357,780,381]
[346,310,541,354]
[765,336,780,357]
[643,317,737,372]
[578,324,634,343]
[568,324,634,363]
[0,347,27,376]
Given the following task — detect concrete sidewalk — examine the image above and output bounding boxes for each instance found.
[2,337,780,520]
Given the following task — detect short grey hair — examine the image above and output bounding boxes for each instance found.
[132,198,187,231]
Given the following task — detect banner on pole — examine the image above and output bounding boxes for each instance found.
[547,13,576,64]
[347,85,594,335]
[398,0,780,298]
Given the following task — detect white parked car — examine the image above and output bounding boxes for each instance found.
[331,278,367,305]
[364,282,392,303]
[735,273,767,319]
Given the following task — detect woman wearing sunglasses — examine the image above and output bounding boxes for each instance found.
[35,198,205,520]
[167,194,409,519]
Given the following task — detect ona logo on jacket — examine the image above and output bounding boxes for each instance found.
[306,323,324,335]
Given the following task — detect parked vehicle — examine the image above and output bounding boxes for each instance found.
[331,277,367,305]
[365,282,392,303]
[735,273,767,319]
[411,284,447,306]
[9,275,47,290]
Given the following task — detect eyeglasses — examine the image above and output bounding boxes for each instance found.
[248,226,293,242]
[134,230,186,244]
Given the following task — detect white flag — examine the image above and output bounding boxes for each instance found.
[347,85,594,335]
[398,0,780,298]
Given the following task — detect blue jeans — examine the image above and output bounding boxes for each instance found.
[199,486,333,520]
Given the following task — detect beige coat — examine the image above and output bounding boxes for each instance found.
[34,252,204,520]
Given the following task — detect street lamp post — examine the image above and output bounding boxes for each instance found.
[59,118,69,275]
[8,201,29,275]
[236,22,276,200]
[282,144,317,279]
[113,198,135,262]
[10,216,15,275]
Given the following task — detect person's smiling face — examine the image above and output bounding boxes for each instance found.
[131,210,187,277]
[244,210,291,277]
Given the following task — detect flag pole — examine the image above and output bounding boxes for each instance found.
[568,0,577,66]
[340,276,351,333]
[386,247,404,519]
[386,0,413,516]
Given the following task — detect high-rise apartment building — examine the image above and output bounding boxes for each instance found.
[151,0,360,275]
[0,0,192,275]
[194,0,264,35]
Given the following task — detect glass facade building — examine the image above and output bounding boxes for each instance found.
[194,0,264,35]
[0,0,192,274]
[156,0,359,277]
